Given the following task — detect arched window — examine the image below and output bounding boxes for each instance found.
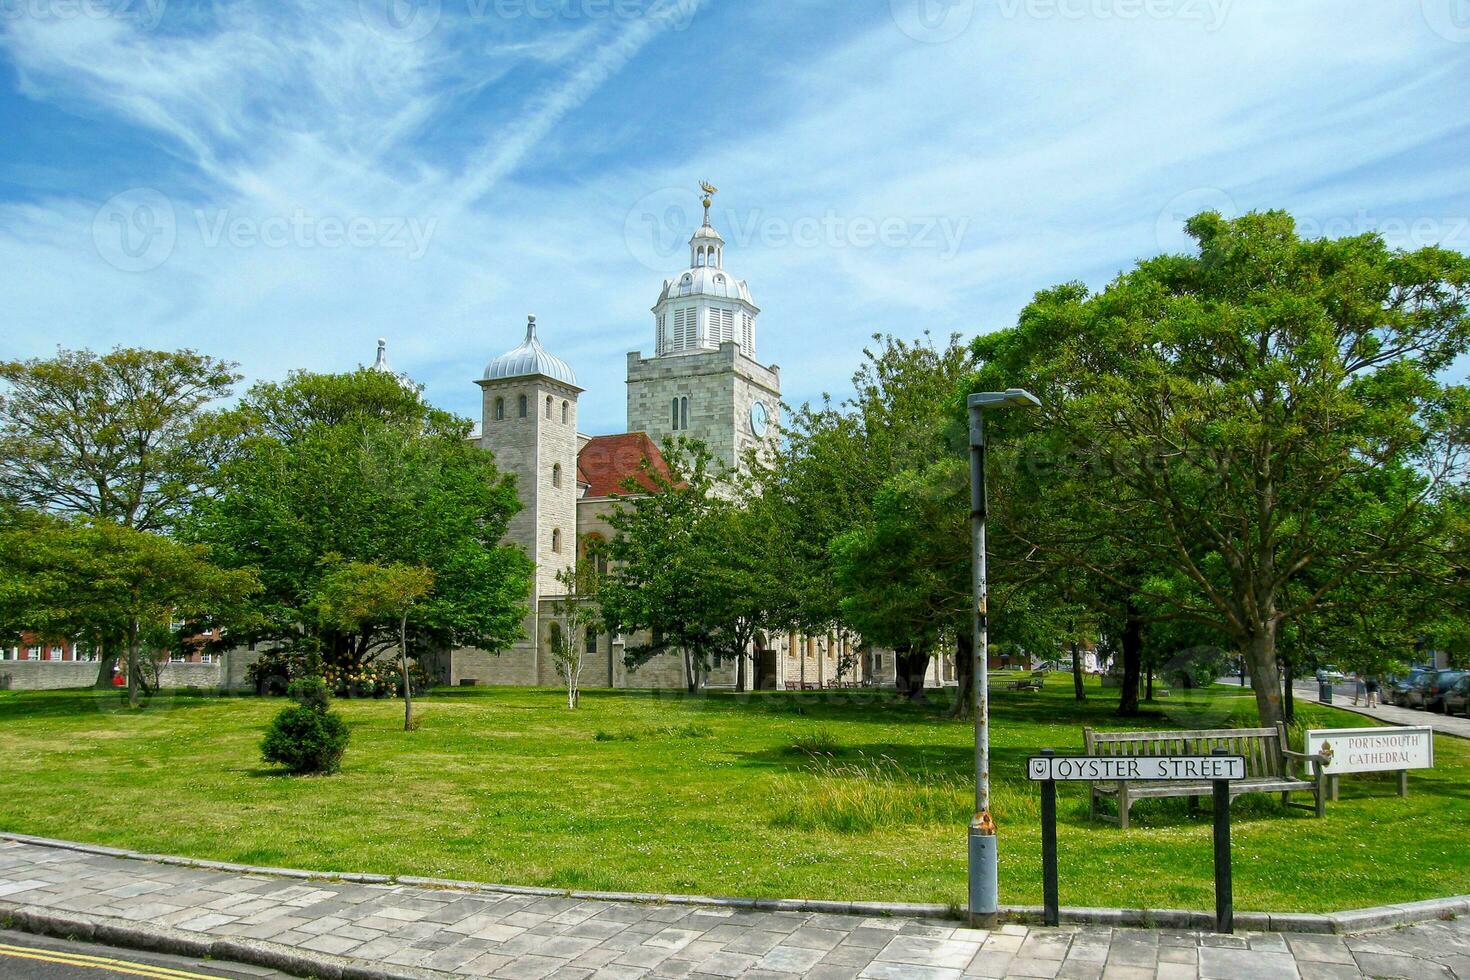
[586,627,598,655]
[561,400,569,424]
[545,395,553,419]
[518,394,528,418]
[551,528,562,553]
[494,397,504,421]
[680,396,689,431]
[552,463,562,488]
[671,397,681,430]
[546,621,562,653]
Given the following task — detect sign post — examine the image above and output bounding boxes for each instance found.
[1027,750,1245,933]
[1212,747,1232,934]
[1039,749,1059,926]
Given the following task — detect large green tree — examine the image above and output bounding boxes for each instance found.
[0,347,241,684]
[754,333,976,694]
[187,370,532,676]
[0,515,259,707]
[973,210,1470,727]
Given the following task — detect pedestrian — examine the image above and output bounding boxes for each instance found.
[1353,673,1364,706]
[1365,675,1380,709]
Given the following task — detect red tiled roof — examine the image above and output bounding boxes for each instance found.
[577,432,672,498]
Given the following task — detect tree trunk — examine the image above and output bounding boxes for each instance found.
[736,647,747,692]
[400,612,412,731]
[93,636,117,688]
[683,648,698,694]
[1145,665,1154,702]
[1116,609,1143,716]
[1071,641,1085,701]
[126,621,140,709]
[896,644,930,702]
[1240,622,1286,729]
[949,632,974,719]
[1281,651,1295,726]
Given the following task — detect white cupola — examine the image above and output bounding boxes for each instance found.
[651,183,761,358]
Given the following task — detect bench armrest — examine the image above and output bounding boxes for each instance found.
[1281,748,1329,777]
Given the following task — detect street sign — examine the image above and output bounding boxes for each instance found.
[1027,747,1242,934]
[1306,727,1433,774]
[1027,754,1245,783]
[1306,726,1433,799]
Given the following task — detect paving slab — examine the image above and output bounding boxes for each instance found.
[3,838,1470,978]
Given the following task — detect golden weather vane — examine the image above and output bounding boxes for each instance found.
[699,180,718,223]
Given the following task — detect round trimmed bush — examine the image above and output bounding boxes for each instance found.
[261,679,349,775]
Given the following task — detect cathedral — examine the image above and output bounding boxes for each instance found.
[431,190,951,691]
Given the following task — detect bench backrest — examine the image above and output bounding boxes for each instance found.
[1082,724,1288,779]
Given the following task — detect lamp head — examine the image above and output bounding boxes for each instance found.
[968,389,1042,411]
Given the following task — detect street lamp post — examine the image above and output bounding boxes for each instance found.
[967,388,1041,930]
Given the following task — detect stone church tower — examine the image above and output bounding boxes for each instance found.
[475,316,581,682]
[626,189,781,471]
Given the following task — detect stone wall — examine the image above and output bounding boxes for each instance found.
[0,657,247,692]
[626,342,780,471]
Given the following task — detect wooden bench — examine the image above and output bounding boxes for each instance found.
[1006,676,1045,692]
[1082,724,1327,829]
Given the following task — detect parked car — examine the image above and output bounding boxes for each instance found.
[1404,669,1466,712]
[1443,674,1470,718]
[1316,666,1345,684]
[1388,668,1433,707]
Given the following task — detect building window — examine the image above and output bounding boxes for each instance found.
[26,646,39,661]
[49,646,63,661]
[561,400,569,424]
[552,463,562,488]
[545,395,553,419]
[552,528,562,553]
[680,396,689,431]
[586,628,599,655]
[671,397,680,430]
[170,651,186,663]
[518,394,528,418]
[495,397,505,421]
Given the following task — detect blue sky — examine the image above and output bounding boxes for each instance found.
[2,0,1468,432]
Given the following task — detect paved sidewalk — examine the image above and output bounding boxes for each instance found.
[1288,679,1470,740]
[3,840,1468,979]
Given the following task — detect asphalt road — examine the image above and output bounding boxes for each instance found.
[1290,677,1470,739]
[0,931,284,980]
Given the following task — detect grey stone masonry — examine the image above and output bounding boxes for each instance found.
[3,838,1469,979]
[626,342,779,473]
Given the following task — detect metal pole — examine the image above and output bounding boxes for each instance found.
[968,403,997,929]
[1040,748,1059,927]
[1212,747,1233,934]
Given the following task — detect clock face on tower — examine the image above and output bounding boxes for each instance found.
[749,400,770,437]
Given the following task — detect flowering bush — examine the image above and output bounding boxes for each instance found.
[321,658,431,700]
[247,650,431,699]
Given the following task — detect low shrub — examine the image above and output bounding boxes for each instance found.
[593,730,639,742]
[647,723,713,739]
[785,726,843,757]
[261,677,350,775]
[771,754,969,833]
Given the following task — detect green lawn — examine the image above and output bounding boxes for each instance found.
[0,678,1464,914]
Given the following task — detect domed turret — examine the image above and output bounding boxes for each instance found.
[483,315,580,388]
[651,183,760,357]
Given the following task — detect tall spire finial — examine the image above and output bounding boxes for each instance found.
[373,338,389,371]
[699,180,718,227]
[526,314,537,342]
